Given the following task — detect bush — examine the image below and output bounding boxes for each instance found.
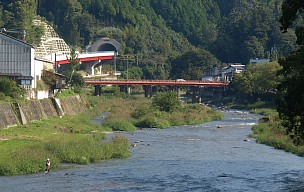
[135,116,171,129]
[131,104,152,119]
[0,77,26,100]
[104,120,137,132]
[36,80,48,91]
[152,91,181,112]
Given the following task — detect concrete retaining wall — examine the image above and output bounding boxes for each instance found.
[59,95,88,115]
[0,95,88,129]
[0,103,19,128]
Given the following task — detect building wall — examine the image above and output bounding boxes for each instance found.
[0,34,33,76]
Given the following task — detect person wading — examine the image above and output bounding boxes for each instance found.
[45,158,51,174]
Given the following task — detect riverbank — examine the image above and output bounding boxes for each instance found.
[248,108,304,157]
[205,97,304,157]
[0,94,223,176]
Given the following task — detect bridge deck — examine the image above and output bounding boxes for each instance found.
[85,79,229,87]
[55,51,115,65]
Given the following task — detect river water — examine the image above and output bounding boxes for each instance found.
[1,110,304,192]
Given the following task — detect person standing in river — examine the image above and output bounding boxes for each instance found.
[45,158,51,174]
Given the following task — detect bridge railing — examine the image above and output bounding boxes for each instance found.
[84,79,230,87]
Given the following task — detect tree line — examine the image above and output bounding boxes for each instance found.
[0,0,298,80]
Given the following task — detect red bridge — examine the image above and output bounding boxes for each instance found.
[85,79,229,87]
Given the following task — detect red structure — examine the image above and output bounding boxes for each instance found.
[54,52,115,65]
[85,79,229,87]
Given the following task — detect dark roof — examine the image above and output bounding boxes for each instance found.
[226,65,245,70]
[0,32,34,48]
[43,69,68,78]
[0,73,33,80]
[54,72,68,78]
[16,76,34,80]
[0,73,22,77]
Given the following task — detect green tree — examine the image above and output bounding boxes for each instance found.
[41,70,59,90]
[230,62,282,102]
[0,0,42,44]
[152,91,181,113]
[121,66,143,80]
[277,0,304,144]
[63,48,81,85]
[169,48,221,80]
[70,73,85,87]
[0,77,13,95]
[0,4,3,27]
[0,77,26,99]
[212,0,293,63]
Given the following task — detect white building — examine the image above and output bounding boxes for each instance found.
[222,64,246,81]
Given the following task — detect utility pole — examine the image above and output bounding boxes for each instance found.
[117,54,136,80]
[114,52,117,76]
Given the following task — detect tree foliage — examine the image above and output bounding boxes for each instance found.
[152,91,181,113]
[277,0,304,144]
[169,48,221,80]
[41,70,59,90]
[230,62,282,102]
[0,0,44,45]
[0,77,26,100]
[211,0,296,63]
[1,0,299,81]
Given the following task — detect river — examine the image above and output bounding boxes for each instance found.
[1,110,304,192]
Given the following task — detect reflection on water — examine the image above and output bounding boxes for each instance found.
[1,110,304,192]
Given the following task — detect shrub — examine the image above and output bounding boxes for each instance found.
[104,120,137,132]
[152,91,181,112]
[135,116,171,129]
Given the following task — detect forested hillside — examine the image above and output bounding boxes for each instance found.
[0,0,298,79]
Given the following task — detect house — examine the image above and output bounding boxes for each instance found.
[222,64,246,81]
[249,58,270,64]
[0,32,42,98]
[202,66,219,81]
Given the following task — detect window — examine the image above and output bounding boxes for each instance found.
[21,80,31,85]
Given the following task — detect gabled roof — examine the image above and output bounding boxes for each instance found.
[226,65,246,70]
[0,32,34,48]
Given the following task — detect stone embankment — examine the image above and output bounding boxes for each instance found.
[0,95,88,129]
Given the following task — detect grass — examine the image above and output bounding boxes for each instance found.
[0,95,130,176]
[249,108,304,157]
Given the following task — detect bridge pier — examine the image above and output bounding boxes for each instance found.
[152,86,159,97]
[94,85,102,96]
[127,86,131,94]
[144,85,153,97]
[176,86,180,99]
[191,87,202,103]
[120,85,131,94]
[82,61,101,76]
[213,87,224,98]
